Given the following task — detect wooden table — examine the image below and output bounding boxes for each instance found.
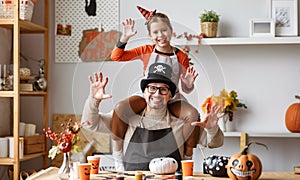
[27,167,300,180]
[194,172,299,180]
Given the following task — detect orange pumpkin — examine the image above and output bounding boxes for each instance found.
[285,98,300,132]
[227,142,267,180]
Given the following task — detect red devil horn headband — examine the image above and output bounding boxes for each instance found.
[137,5,156,24]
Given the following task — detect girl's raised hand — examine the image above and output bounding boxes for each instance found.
[181,66,198,92]
[120,18,137,43]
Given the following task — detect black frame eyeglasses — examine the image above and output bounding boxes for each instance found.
[146,85,170,95]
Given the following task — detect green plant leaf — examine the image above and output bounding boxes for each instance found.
[200,10,220,22]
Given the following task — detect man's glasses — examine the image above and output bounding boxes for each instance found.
[146,85,169,95]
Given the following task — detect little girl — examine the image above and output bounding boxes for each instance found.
[110,6,200,170]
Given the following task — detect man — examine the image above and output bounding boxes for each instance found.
[81,63,224,171]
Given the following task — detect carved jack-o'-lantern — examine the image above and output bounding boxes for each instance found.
[78,163,91,180]
[84,167,91,175]
[227,142,268,180]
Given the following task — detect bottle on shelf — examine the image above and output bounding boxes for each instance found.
[0,64,12,91]
[34,60,47,91]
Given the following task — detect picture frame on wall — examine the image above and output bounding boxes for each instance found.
[269,0,298,36]
[249,19,275,37]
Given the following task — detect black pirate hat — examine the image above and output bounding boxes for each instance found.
[140,63,176,97]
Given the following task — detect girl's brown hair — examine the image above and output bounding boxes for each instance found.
[146,12,173,33]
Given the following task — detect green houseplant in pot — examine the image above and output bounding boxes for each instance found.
[200,10,220,38]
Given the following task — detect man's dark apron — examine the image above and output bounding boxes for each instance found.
[123,112,182,171]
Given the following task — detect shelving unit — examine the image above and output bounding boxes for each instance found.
[174,34,300,152]
[0,1,49,179]
[175,34,300,155]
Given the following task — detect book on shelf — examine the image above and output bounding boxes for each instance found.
[295,166,300,174]
[20,83,33,91]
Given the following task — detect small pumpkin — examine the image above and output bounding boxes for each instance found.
[285,95,300,132]
[203,155,230,177]
[227,142,268,180]
[149,157,178,175]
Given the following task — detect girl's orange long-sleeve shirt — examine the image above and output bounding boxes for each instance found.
[110,44,190,73]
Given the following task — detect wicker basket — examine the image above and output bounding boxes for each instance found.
[0,0,34,21]
[0,0,14,18]
[20,0,34,21]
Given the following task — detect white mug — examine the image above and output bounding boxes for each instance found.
[19,122,26,136]
[0,137,8,157]
[24,123,36,136]
[8,137,24,158]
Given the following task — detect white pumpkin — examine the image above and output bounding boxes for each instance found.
[149,157,178,174]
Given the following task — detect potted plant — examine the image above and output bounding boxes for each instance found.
[202,89,247,132]
[200,10,220,38]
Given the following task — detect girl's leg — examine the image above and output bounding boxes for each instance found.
[168,100,200,156]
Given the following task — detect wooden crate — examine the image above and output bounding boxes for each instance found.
[24,134,45,154]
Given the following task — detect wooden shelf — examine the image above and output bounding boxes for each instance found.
[0,91,47,97]
[19,20,48,33]
[0,91,15,97]
[0,152,47,165]
[171,36,300,46]
[223,132,300,151]
[0,18,14,25]
[20,91,47,96]
[21,152,47,162]
[247,132,300,138]
[223,131,243,137]
[224,132,300,138]
[0,19,47,33]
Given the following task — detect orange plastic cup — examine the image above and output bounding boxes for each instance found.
[181,160,194,176]
[78,163,91,180]
[87,156,100,174]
